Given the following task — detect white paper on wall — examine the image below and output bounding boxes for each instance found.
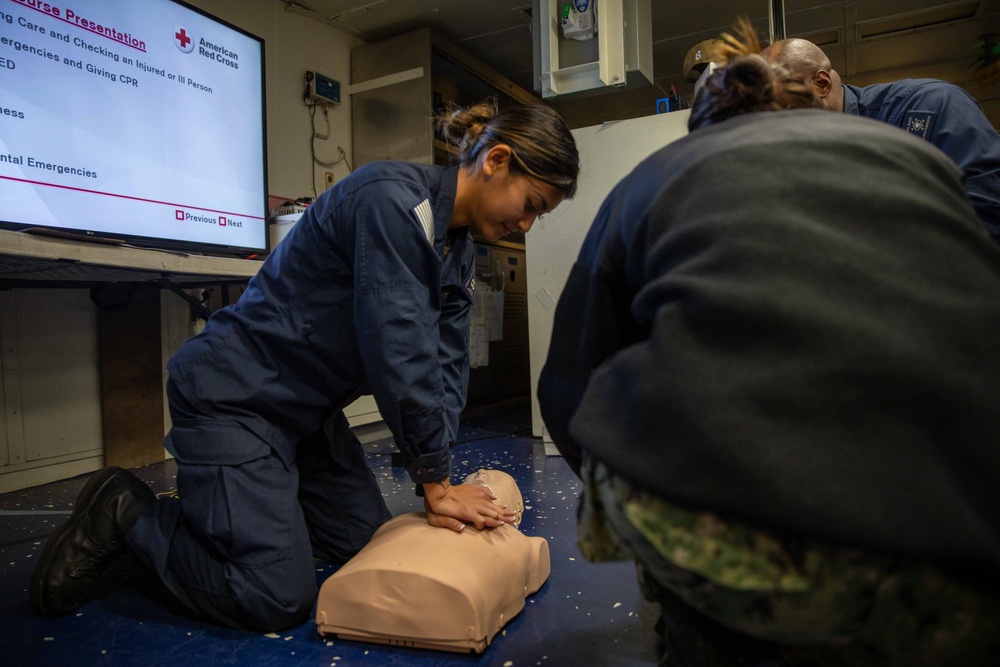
[469,323,488,367]
[470,284,490,368]
[487,291,505,341]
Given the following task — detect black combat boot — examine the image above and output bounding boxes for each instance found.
[30,466,156,616]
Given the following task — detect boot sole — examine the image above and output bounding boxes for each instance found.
[30,466,127,616]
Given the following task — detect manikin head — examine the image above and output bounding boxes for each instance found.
[463,469,523,526]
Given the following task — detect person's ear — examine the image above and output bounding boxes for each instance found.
[481,144,512,177]
[813,69,833,99]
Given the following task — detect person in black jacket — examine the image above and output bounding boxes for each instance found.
[538,23,1000,666]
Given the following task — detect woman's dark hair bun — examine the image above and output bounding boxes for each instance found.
[688,19,814,131]
[715,54,776,113]
[434,99,580,197]
[436,102,498,156]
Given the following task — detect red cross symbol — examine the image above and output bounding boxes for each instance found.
[175,28,191,49]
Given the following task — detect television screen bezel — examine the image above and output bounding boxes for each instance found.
[0,0,270,259]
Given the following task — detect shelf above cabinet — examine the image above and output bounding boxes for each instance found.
[351,28,541,170]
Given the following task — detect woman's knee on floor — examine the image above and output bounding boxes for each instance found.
[193,555,318,632]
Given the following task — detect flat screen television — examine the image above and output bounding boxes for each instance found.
[0,0,268,256]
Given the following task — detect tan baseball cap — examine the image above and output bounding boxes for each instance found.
[684,38,726,82]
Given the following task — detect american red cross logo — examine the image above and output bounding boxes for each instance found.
[175,27,194,53]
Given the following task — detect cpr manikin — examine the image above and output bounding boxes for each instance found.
[315,470,550,653]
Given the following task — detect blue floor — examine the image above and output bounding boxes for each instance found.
[0,400,660,666]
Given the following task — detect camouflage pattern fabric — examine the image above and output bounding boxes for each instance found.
[578,457,1000,666]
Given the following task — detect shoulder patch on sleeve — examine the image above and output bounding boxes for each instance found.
[903,111,936,140]
[464,262,476,299]
[412,198,435,244]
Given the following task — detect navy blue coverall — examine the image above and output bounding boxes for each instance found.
[844,79,1000,242]
[127,161,476,630]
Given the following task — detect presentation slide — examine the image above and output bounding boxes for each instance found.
[0,0,268,251]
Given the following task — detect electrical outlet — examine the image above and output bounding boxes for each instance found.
[324,172,335,188]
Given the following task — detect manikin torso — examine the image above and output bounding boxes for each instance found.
[315,470,550,653]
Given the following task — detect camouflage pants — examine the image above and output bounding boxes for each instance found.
[579,457,1000,666]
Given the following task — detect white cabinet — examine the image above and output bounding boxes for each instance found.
[526,111,690,438]
[533,0,653,99]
